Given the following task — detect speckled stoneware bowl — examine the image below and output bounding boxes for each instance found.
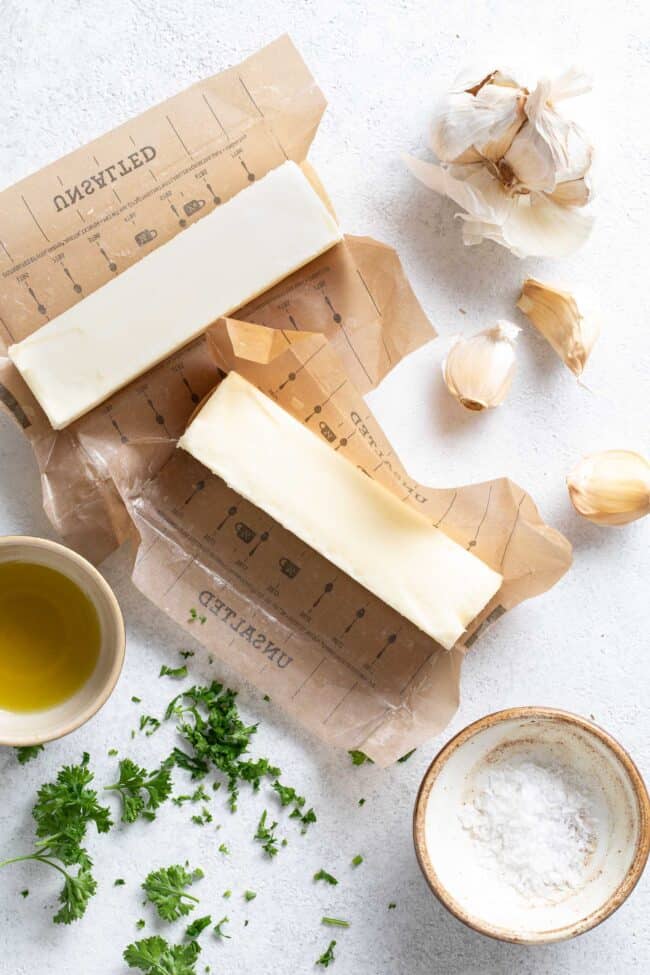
[0,536,125,746]
[413,707,650,944]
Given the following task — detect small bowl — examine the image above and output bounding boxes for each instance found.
[0,536,125,746]
[413,707,650,944]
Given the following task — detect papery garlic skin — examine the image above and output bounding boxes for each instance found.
[405,65,595,258]
[443,320,520,412]
[517,278,600,376]
[567,451,650,526]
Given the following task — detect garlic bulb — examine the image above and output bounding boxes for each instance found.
[443,321,520,411]
[404,66,595,258]
[567,451,650,526]
[517,278,600,376]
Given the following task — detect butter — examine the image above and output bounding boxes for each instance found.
[9,162,341,429]
[179,372,502,650]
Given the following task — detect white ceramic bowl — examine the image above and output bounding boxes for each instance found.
[413,708,649,944]
[0,536,125,746]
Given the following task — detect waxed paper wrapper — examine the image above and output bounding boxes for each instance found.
[0,36,571,765]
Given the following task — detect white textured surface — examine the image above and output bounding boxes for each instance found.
[0,2,648,973]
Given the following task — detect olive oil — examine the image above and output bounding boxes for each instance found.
[0,561,100,712]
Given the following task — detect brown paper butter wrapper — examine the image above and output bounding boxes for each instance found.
[0,36,571,765]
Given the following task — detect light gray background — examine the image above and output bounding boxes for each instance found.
[0,1,648,973]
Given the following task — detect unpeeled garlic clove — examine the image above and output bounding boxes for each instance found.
[517,277,600,376]
[567,450,650,526]
[442,320,520,411]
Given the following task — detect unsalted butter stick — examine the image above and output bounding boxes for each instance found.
[9,162,341,430]
[179,373,502,650]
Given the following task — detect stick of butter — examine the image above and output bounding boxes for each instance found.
[179,372,503,650]
[9,162,341,429]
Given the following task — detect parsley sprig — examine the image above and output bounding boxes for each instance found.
[316,940,337,967]
[124,936,201,975]
[15,744,44,765]
[142,864,204,921]
[105,757,174,824]
[0,754,112,923]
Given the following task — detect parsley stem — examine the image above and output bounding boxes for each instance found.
[0,853,71,879]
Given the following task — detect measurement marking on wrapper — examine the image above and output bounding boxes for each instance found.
[184,480,206,507]
[467,484,493,551]
[323,681,358,725]
[205,183,221,206]
[98,244,117,272]
[291,657,326,700]
[21,194,49,242]
[356,269,381,317]
[63,265,82,293]
[239,76,264,118]
[108,414,128,444]
[0,239,13,262]
[343,608,365,637]
[166,114,191,156]
[249,531,269,557]
[499,492,526,569]
[143,394,170,435]
[372,632,398,664]
[312,579,336,609]
[276,346,324,391]
[217,505,238,531]
[288,314,300,330]
[0,315,15,342]
[434,491,458,528]
[181,375,200,404]
[323,294,341,324]
[239,159,255,183]
[304,380,347,422]
[201,92,228,138]
[26,284,47,317]
[170,203,186,228]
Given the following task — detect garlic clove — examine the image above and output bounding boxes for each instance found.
[503,77,593,195]
[548,175,593,207]
[567,451,650,526]
[430,85,526,164]
[442,320,520,411]
[517,278,600,376]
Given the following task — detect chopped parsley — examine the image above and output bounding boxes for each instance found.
[185,915,212,940]
[213,916,230,940]
[188,608,207,625]
[131,696,142,703]
[316,940,336,967]
[358,798,366,806]
[217,842,230,855]
[136,919,145,930]
[222,889,231,899]
[244,890,256,902]
[321,917,349,928]
[114,878,126,887]
[388,902,396,909]
[351,854,363,867]
[139,715,161,737]
[142,864,203,921]
[397,748,416,763]
[108,748,119,757]
[105,757,173,824]
[190,807,213,826]
[15,744,44,764]
[348,750,373,766]
[179,650,195,660]
[160,664,189,679]
[313,869,338,886]
[20,889,29,898]
[254,810,280,857]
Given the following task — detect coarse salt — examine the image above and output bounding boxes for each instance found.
[459,757,600,903]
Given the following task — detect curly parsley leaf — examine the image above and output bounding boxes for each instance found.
[316,940,337,967]
[124,935,201,975]
[105,757,174,824]
[53,863,97,924]
[348,750,373,766]
[160,664,189,680]
[15,744,44,764]
[185,915,212,940]
[142,864,203,922]
[254,810,280,857]
[313,869,338,885]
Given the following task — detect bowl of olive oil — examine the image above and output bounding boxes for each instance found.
[0,536,125,746]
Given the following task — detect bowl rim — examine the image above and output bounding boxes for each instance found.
[0,535,125,746]
[413,706,650,945]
